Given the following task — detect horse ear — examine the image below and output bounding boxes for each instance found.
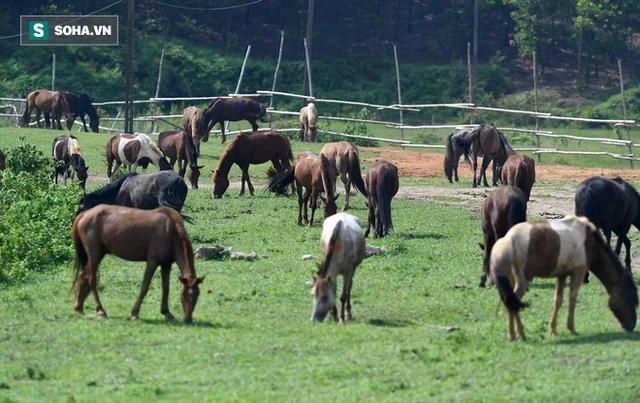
[326,275,332,284]
[478,243,485,250]
[333,194,341,201]
[178,276,188,285]
[196,276,205,284]
[198,165,205,169]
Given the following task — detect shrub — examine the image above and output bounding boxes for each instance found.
[0,140,82,283]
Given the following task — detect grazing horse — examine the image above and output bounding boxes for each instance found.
[158,130,204,189]
[364,160,399,238]
[299,103,319,142]
[76,171,189,217]
[267,151,339,227]
[204,97,268,144]
[443,129,471,183]
[45,91,99,133]
[212,130,293,198]
[20,89,72,130]
[320,141,367,211]
[52,135,88,191]
[458,124,515,188]
[478,186,527,288]
[575,176,640,271]
[491,215,638,341]
[311,213,366,322]
[105,133,172,183]
[182,106,207,156]
[71,205,204,323]
[500,154,536,202]
[0,148,5,171]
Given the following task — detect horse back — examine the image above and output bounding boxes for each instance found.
[321,213,366,276]
[483,186,526,240]
[575,177,628,231]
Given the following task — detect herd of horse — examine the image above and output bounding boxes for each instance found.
[10,93,640,338]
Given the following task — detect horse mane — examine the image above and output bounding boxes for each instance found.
[68,136,83,157]
[206,97,222,110]
[58,91,71,116]
[219,132,243,162]
[320,153,336,195]
[317,220,342,277]
[83,173,134,203]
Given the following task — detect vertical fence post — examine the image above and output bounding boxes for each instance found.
[303,38,314,98]
[393,45,405,142]
[151,48,165,134]
[269,31,285,124]
[467,43,473,124]
[124,0,135,134]
[51,54,56,91]
[226,45,251,133]
[533,51,541,163]
[618,58,633,169]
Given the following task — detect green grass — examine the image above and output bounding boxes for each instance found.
[1,127,640,401]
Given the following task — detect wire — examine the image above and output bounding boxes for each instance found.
[152,0,264,11]
[0,0,124,41]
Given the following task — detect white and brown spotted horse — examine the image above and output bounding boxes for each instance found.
[491,215,638,341]
[106,133,172,183]
[53,135,89,190]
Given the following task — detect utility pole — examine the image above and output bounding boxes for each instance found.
[472,0,478,105]
[302,0,314,98]
[124,0,135,134]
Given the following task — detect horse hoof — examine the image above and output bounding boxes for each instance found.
[130,315,139,321]
[98,311,108,318]
[164,313,176,321]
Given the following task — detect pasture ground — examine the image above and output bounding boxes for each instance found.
[1,128,640,402]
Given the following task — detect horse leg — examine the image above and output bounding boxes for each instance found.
[131,261,159,321]
[297,183,305,226]
[245,167,256,196]
[472,155,478,188]
[480,157,491,187]
[250,119,259,132]
[549,276,567,336]
[454,163,459,182]
[364,200,374,238]
[160,263,175,320]
[220,121,226,144]
[35,109,42,129]
[342,172,350,211]
[79,115,88,132]
[512,276,529,341]
[566,271,585,335]
[339,276,349,323]
[621,234,632,269]
[479,233,495,288]
[308,192,318,227]
[303,189,312,225]
[344,273,355,321]
[177,158,185,178]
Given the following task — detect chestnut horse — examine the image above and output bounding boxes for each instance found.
[320,141,367,211]
[491,215,638,341]
[72,205,204,323]
[158,130,204,189]
[212,130,293,198]
[364,160,399,238]
[204,97,268,144]
[458,124,515,188]
[182,106,207,156]
[267,151,339,227]
[52,135,88,191]
[311,213,366,322]
[500,154,536,202]
[299,102,318,142]
[478,186,527,288]
[105,133,172,183]
[20,89,72,130]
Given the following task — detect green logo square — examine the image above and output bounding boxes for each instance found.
[29,21,49,40]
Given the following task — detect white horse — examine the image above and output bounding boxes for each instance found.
[311,212,366,322]
[106,133,172,183]
[299,102,318,143]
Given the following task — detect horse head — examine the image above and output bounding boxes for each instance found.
[90,117,100,133]
[188,165,204,190]
[212,169,229,198]
[608,270,638,332]
[310,273,336,323]
[178,275,205,324]
[320,193,340,219]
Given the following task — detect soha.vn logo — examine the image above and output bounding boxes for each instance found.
[29,21,49,40]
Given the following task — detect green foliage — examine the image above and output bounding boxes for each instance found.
[412,132,440,144]
[320,108,379,147]
[0,140,82,283]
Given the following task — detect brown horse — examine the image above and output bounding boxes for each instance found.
[501,154,536,202]
[182,106,207,156]
[20,89,72,130]
[72,205,204,323]
[478,186,527,288]
[364,160,399,238]
[158,130,204,189]
[212,130,293,198]
[320,141,367,211]
[458,124,515,188]
[299,103,319,142]
[311,213,366,322]
[491,215,638,341]
[106,133,172,183]
[52,135,89,191]
[204,97,267,144]
[267,151,339,227]
[0,148,5,171]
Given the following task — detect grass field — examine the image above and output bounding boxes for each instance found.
[1,128,640,402]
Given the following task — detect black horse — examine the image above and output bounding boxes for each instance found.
[45,91,99,133]
[76,171,189,218]
[575,176,640,278]
[444,129,471,183]
[52,135,88,191]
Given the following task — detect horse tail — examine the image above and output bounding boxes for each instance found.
[378,177,393,234]
[444,133,454,177]
[495,275,529,313]
[191,112,200,141]
[574,183,594,219]
[492,240,529,313]
[349,149,367,196]
[157,176,188,214]
[514,160,529,199]
[148,139,166,158]
[20,96,31,127]
[70,217,90,295]
[458,125,480,145]
[318,220,342,276]
[266,166,295,195]
[507,195,526,230]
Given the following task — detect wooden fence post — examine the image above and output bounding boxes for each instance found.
[151,48,165,134]
[226,45,251,133]
[533,51,541,163]
[304,38,314,98]
[618,58,633,169]
[51,54,56,91]
[269,31,285,124]
[393,45,405,142]
[467,43,474,124]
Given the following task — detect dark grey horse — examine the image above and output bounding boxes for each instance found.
[76,171,189,217]
[444,130,471,183]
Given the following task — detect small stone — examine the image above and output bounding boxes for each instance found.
[365,245,384,258]
[301,254,313,261]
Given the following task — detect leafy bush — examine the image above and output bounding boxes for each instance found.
[0,140,82,283]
